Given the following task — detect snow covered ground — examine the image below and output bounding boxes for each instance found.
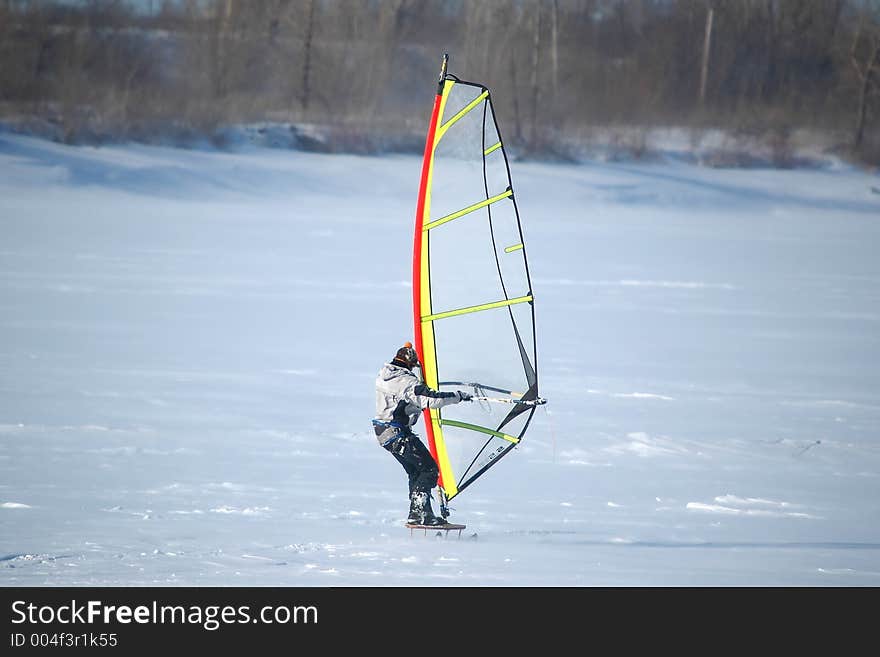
[1,132,879,586]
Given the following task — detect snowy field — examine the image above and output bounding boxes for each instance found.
[1,131,879,586]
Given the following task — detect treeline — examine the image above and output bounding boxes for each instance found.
[1,0,879,163]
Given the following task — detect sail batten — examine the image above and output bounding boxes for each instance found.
[423,189,512,231]
[422,294,533,322]
[412,55,542,503]
[435,89,489,142]
[439,419,520,444]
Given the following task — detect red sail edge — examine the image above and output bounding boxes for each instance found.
[413,87,444,484]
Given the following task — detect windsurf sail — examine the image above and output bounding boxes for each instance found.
[412,54,545,509]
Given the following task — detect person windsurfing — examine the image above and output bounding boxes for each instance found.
[373,342,472,525]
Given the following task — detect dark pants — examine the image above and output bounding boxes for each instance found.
[384,430,439,497]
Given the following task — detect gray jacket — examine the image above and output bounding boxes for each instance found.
[373,363,463,444]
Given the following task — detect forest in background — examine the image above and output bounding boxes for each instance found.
[1,0,879,165]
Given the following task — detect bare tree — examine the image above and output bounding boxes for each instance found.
[550,0,559,114]
[698,5,714,106]
[850,13,880,149]
[300,0,315,114]
[462,1,490,80]
[529,0,542,151]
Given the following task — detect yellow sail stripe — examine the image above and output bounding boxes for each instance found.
[484,141,502,156]
[434,90,489,143]
[422,294,533,322]
[422,79,457,498]
[420,281,457,497]
[430,408,457,496]
[504,243,524,253]
[440,419,520,444]
[423,189,513,231]
[422,80,454,243]
[419,80,454,338]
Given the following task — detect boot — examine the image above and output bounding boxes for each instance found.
[406,492,424,524]
[418,493,448,526]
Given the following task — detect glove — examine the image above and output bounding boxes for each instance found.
[457,391,473,402]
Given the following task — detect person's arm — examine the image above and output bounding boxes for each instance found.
[408,382,472,410]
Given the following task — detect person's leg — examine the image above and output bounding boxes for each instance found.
[404,435,439,495]
[386,432,427,520]
[388,433,441,523]
[402,437,445,523]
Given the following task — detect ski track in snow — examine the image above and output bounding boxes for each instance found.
[686,495,819,519]
[686,502,819,519]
